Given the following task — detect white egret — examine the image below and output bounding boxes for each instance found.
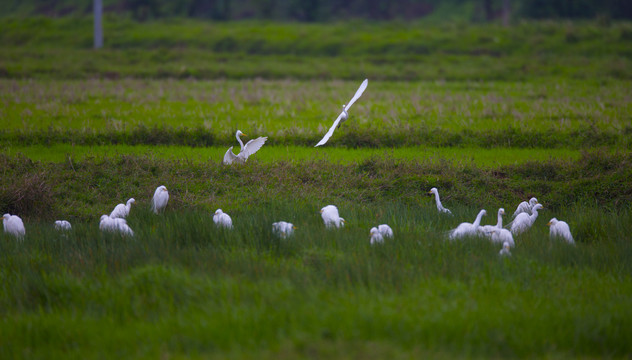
[377,224,394,238]
[54,220,72,230]
[2,213,25,238]
[428,187,452,215]
[479,208,505,236]
[547,218,575,244]
[320,205,345,228]
[499,242,512,257]
[99,214,134,236]
[213,209,233,229]
[448,209,486,240]
[110,198,135,219]
[370,227,384,245]
[223,130,268,165]
[315,79,368,147]
[510,203,543,235]
[491,228,515,247]
[151,185,169,214]
[512,197,538,218]
[272,221,296,238]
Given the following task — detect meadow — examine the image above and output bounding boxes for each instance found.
[1,18,632,358]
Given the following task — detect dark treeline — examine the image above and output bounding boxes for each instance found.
[1,0,631,21]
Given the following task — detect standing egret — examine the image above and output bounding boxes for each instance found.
[512,197,538,218]
[510,204,543,235]
[320,205,345,228]
[428,187,452,215]
[110,198,135,219]
[99,215,134,236]
[448,209,487,240]
[370,227,384,245]
[377,224,394,238]
[479,208,505,236]
[54,220,72,230]
[2,213,25,238]
[499,242,512,257]
[490,228,515,247]
[213,209,233,229]
[223,130,268,165]
[547,218,574,244]
[272,221,296,238]
[315,79,368,147]
[151,185,169,214]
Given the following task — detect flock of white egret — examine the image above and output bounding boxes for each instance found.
[434,190,574,256]
[1,186,575,259]
[1,78,575,256]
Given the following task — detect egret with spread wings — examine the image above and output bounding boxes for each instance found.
[223,130,268,165]
[315,79,368,147]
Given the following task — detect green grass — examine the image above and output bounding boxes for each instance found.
[1,203,631,358]
[1,151,630,221]
[2,144,583,166]
[1,79,630,148]
[0,18,631,81]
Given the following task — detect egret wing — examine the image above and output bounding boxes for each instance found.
[345,78,368,111]
[223,147,238,164]
[315,112,344,147]
[239,137,268,161]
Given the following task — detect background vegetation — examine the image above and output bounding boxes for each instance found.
[1,0,631,21]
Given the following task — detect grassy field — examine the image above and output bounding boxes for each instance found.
[2,144,585,166]
[1,79,630,148]
[1,204,632,358]
[1,18,632,358]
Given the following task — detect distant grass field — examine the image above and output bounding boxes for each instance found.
[1,203,631,358]
[1,18,631,81]
[1,79,630,148]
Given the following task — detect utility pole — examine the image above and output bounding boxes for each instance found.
[94,0,103,49]
[502,0,511,26]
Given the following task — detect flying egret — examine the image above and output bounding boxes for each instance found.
[510,204,543,235]
[99,214,134,236]
[213,209,233,229]
[315,79,368,147]
[54,220,72,230]
[479,208,505,236]
[110,198,135,219]
[151,185,169,214]
[223,130,268,165]
[512,197,538,218]
[272,221,296,238]
[320,205,345,228]
[499,242,512,257]
[547,218,574,244]
[448,209,487,240]
[428,187,452,215]
[370,227,384,245]
[2,213,25,238]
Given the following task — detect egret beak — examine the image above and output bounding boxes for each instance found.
[293,226,297,229]
[547,221,552,226]
[427,191,433,195]
[240,133,247,137]
[342,219,346,223]
[320,210,323,213]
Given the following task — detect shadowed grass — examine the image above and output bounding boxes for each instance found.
[0,151,631,221]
